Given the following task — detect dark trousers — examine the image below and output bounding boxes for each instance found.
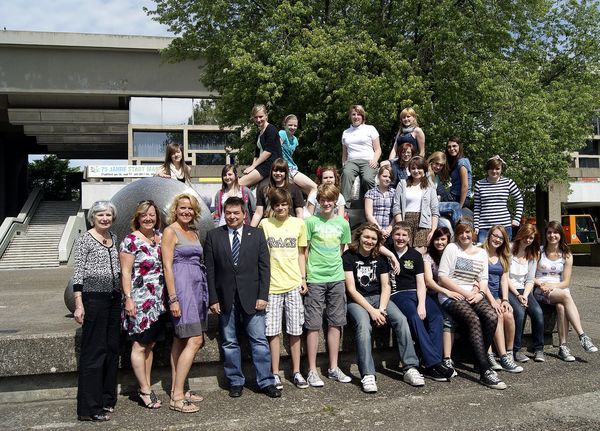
[392,291,444,368]
[77,292,121,416]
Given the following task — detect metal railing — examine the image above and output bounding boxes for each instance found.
[571,153,600,169]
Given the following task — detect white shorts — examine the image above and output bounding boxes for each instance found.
[265,287,305,336]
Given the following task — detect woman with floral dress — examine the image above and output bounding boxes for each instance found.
[120,200,166,409]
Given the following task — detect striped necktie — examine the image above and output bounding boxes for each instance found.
[231,229,240,265]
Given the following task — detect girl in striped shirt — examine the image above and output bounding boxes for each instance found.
[473,156,523,244]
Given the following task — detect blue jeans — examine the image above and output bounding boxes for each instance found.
[391,291,444,368]
[218,300,274,389]
[347,294,419,377]
[509,291,544,352]
[477,226,512,244]
[439,201,462,227]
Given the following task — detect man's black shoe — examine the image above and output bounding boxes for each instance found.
[228,385,244,398]
[78,414,110,422]
[261,384,282,398]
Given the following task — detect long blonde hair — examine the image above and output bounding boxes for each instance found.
[427,151,449,182]
[167,193,201,226]
[483,225,510,272]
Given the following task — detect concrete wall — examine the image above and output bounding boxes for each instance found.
[0,31,210,98]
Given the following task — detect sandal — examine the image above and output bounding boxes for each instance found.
[184,390,204,403]
[138,389,161,409]
[169,398,199,413]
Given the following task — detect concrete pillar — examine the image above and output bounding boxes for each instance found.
[0,99,34,220]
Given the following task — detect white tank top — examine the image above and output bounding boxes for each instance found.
[535,249,565,284]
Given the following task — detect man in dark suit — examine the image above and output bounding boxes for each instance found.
[205,196,281,398]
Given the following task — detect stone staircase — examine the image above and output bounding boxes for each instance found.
[0,201,81,270]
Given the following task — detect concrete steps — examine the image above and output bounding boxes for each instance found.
[0,201,80,270]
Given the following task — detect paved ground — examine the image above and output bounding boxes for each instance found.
[0,266,599,430]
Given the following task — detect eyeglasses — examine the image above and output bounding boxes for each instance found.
[490,233,504,241]
[138,200,155,205]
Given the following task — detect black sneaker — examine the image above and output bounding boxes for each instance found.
[442,358,458,378]
[424,365,449,382]
[435,362,456,380]
[480,370,507,390]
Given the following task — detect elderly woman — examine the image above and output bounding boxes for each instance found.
[162,193,208,413]
[73,200,121,421]
[119,200,166,409]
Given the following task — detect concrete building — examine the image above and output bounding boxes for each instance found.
[0,30,235,221]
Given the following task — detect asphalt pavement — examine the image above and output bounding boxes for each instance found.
[0,266,599,430]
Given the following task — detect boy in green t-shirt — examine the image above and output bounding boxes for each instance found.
[304,184,352,387]
[259,188,308,389]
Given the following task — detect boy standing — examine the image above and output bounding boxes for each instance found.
[304,184,352,386]
[259,188,309,389]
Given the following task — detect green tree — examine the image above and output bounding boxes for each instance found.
[147,0,600,203]
[188,99,218,125]
[28,155,79,200]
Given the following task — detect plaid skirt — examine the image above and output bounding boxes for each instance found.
[404,212,430,248]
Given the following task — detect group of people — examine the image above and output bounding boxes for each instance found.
[71,104,598,421]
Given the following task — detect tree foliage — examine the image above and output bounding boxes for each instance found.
[147,0,600,201]
[28,155,79,200]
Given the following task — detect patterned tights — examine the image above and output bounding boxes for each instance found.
[443,298,498,376]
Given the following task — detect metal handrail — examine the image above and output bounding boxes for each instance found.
[0,188,43,258]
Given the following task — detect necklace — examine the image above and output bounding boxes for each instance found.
[139,230,156,246]
[93,229,110,245]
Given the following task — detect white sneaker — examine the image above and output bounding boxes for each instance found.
[558,344,576,362]
[307,369,324,387]
[403,367,425,387]
[361,375,378,393]
[293,372,309,389]
[327,367,352,383]
[273,373,283,390]
[579,334,598,353]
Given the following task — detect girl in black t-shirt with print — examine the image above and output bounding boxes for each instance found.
[386,222,454,382]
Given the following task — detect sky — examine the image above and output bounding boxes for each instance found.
[0,0,173,37]
[0,1,175,168]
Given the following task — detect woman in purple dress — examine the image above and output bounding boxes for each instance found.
[162,193,208,413]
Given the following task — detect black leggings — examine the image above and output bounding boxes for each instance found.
[443,298,498,376]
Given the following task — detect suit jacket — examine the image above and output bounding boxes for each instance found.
[205,224,270,315]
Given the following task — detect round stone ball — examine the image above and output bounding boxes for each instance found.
[64,279,75,313]
[109,177,213,244]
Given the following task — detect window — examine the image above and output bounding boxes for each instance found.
[195,153,227,165]
[132,131,183,157]
[188,132,236,151]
